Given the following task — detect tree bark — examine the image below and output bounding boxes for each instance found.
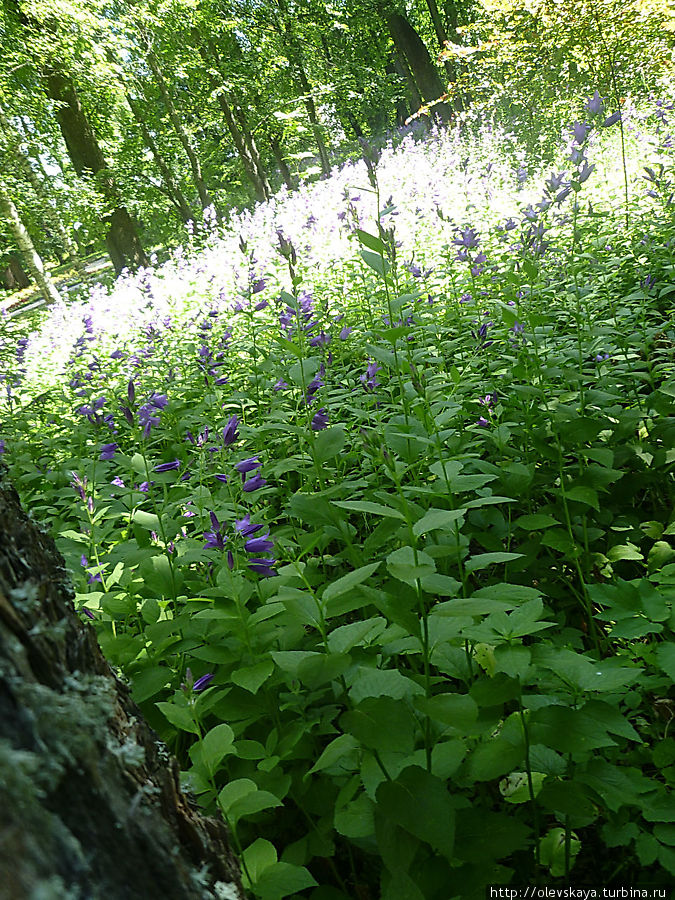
[0,104,81,270]
[273,0,332,176]
[268,130,297,190]
[197,35,272,203]
[0,472,246,900]
[0,179,61,305]
[145,48,215,213]
[383,9,451,121]
[0,254,31,290]
[124,89,197,225]
[43,69,148,274]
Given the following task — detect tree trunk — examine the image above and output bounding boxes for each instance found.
[145,48,215,213]
[0,178,61,305]
[268,131,297,190]
[43,70,148,274]
[274,0,332,176]
[125,89,197,225]
[199,35,272,202]
[383,9,451,121]
[0,254,31,290]
[0,472,246,900]
[0,104,81,270]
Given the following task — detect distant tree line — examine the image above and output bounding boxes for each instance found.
[0,0,671,298]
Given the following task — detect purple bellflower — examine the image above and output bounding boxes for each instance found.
[99,443,118,461]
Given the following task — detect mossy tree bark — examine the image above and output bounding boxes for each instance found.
[0,473,245,900]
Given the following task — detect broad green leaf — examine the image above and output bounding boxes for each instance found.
[361,248,390,276]
[334,794,375,838]
[156,701,199,735]
[376,766,455,857]
[254,861,317,899]
[356,228,387,253]
[309,734,360,774]
[464,551,523,573]
[323,562,381,602]
[314,425,346,461]
[232,658,274,694]
[131,666,170,703]
[242,839,277,885]
[414,693,479,730]
[413,507,466,537]
[386,546,436,585]
[342,696,416,752]
[198,723,235,775]
[334,500,404,520]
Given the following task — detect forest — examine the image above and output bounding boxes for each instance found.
[0,0,674,896]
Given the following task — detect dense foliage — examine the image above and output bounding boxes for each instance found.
[1,89,674,896]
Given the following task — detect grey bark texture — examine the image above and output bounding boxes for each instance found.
[0,473,246,900]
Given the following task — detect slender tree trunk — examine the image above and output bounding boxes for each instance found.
[145,48,214,213]
[0,178,60,305]
[0,104,81,269]
[0,474,246,900]
[124,90,196,224]
[193,38,270,202]
[200,35,272,201]
[274,0,332,176]
[232,103,272,199]
[43,70,148,274]
[268,131,297,190]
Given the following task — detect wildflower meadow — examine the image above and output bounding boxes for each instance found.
[1,96,674,897]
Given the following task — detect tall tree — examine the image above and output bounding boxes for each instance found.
[0,177,60,304]
[44,69,148,273]
[0,101,81,270]
[144,41,215,213]
[380,5,451,120]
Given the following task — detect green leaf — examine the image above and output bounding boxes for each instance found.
[255,862,317,899]
[466,736,524,781]
[386,546,436,585]
[156,701,199,735]
[515,514,559,530]
[232,658,274,694]
[242,838,277,885]
[564,485,600,510]
[361,248,390,276]
[500,771,545,804]
[198,723,235,775]
[350,667,424,703]
[323,562,381,602]
[342,696,416,752]
[334,794,375,838]
[131,666,170,703]
[413,507,466,537]
[414,693,479,730]
[333,499,404,520]
[132,508,161,530]
[219,779,282,824]
[356,228,387,254]
[376,766,455,857]
[607,543,644,562]
[314,425,346,461]
[309,734,360,774]
[656,643,675,680]
[464,551,523,573]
